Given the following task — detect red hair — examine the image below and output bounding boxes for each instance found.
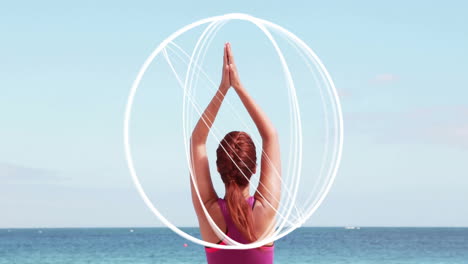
[216,131,257,242]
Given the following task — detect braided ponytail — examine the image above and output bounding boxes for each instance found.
[216,131,257,242]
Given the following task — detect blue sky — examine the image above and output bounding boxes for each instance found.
[1,0,467,228]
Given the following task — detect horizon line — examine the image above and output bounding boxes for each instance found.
[2,225,467,229]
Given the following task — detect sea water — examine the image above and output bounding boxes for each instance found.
[0,227,467,263]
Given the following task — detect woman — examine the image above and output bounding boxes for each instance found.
[190,42,281,264]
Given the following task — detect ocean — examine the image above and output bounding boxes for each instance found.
[0,227,466,263]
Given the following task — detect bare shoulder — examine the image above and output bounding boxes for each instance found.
[252,195,277,218]
[196,199,226,244]
[252,196,276,246]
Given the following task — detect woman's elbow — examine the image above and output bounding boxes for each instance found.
[190,135,206,147]
[262,129,278,141]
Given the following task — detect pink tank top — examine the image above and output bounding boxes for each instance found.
[204,196,274,264]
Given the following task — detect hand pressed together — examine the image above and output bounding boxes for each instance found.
[220,42,243,90]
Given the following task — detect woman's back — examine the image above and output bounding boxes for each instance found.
[205,196,274,264]
[189,42,281,263]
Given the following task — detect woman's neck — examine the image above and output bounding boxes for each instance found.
[224,185,251,199]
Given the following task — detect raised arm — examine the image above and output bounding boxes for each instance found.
[190,44,231,213]
[226,43,282,212]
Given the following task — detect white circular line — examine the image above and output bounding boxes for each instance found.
[123,13,343,249]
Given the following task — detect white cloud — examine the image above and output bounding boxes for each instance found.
[370,73,399,84]
[0,162,63,183]
[345,105,468,149]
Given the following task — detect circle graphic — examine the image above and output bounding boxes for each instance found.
[124,13,343,249]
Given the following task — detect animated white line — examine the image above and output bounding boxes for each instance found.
[123,13,343,250]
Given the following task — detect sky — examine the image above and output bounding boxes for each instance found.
[1,0,467,229]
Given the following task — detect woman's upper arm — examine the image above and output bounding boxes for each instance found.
[189,141,218,215]
[254,131,281,213]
